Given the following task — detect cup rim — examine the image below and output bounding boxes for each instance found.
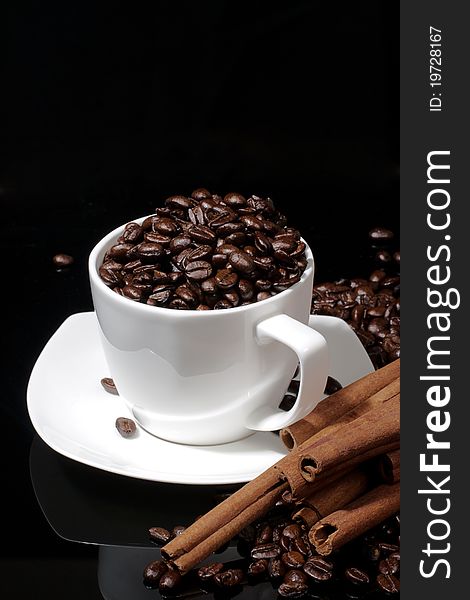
[88,215,314,317]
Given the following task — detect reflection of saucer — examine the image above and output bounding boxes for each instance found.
[27,312,288,484]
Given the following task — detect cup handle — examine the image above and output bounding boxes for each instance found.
[245,314,374,432]
[245,314,329,431]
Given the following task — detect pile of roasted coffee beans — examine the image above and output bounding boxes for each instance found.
[99,189,307,310]
[144,501,400,598]
[311,226,400,369]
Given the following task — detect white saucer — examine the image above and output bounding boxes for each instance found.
[26,312,289,484]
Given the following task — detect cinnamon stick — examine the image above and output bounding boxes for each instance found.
[280,359,400,450]
[376,449,400,484]
[162,369,400,574]
[275,393,400,498]
[309,482,400,555]
[162,468,284,566]
[292,468,369,528]
[167,482,290,574]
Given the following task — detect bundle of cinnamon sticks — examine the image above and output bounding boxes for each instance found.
[162,360,400,574]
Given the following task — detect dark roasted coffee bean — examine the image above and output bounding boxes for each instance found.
[134,242,164,262]
[379,542,400,553]
[238,278,254,300]
[121,222,144,243]
[189,224,217,244]
[99,266,122,286]
[240,214,264,231]
[252,542,281,560]
[214,299,233,310]
[282,551,305,568]
[284,569,308,586]
[257,291,272,302]
[175,285,199,308]
[191,188,212,200]
[168,298,190,309]
[379,555,400,575]
[149,526,171,544]
[324,376,342,395]
[282,524,302,540]
[225,231,246,246]
[224,192,247,207]
[304,556,333,581]
[393,250,400,263]
[143,559,167,587]
[122,285,143,301]
[171,525,186,537]
[159,569,183,592]
[108,243,134,261]
[144,231,171,246]
[185,260,213,281]
[214,569,244,588]
[215,269,238,289]
[345,566,370,585]
[369,269,387,284]
[268,557,286,579]
[248,559,268,577]
[291,535,310,557]
[243,245,257,257]
[256,524,273,544]
[101,377,118,395]
[165,195,194,210]
[201,277,218,295]
[217,222,244,237]
[365,543,381,561]
[255,278,272,291]
[369,227,394,242]
[377,573,400,593]
[115,417,137,437]
[376,249,392,263]
[254,232,273,254]
[229,250,255,274]
[187,245,213,262]
[278,582,308,598]
[224,290,240,306]
[169,234,192,254]
[53,253,75,268]
[197,562,224,581]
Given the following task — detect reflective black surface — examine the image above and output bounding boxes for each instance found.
[3,2,398,597]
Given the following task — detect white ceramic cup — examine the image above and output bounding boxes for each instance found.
[89,218,364,445]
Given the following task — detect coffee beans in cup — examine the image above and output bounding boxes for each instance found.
[99,189,308,310]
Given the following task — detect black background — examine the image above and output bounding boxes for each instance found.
[2,2,398,597]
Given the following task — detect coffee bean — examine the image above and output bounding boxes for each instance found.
[52,253,75,268]
[214,569,244,588]
[284,569,308,586]
[134,242,165,262]
[303,556,333,582]
[379,542,400,553]
[224,192,247,208]
[115,417,137,437]
[168,298,190,309]
[247,559,268,577]
[345,566,370,585]
[282,524,302,540]
[148,526,171,544]
[143,560,167,587]
[377,573,400,593]
[278,582,308,598]
[281,551,305,568]
[393,250,400,263]
[215,269,238,289]
[165,195,195,210]
[376,249,392,263]
[256,524,273,545]
[251,542,281,560]
[268,557,286,579]
[189,224,217,244]
[122,285,143,301]
[379,555,399,575]
[257,291,272,302]
[229,250,255,274]
[159,569,183,592]
[197,562,224,581]
[191,188,212,201]
[171,525,186,537]
[101,377,118,395]
[185,260,213,281]
[369,227,394,242]
[100,263,122,285]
